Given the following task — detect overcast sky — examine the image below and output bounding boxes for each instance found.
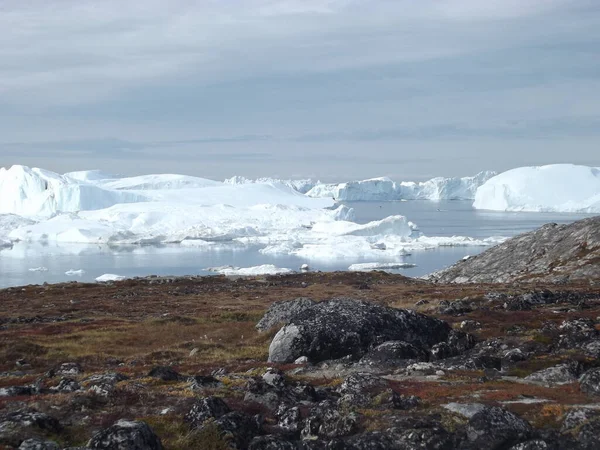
[1,0,600,182]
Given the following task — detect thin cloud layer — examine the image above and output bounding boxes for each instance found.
[0,0,599,179]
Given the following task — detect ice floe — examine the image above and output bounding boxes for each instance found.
[348,262,417,271]
[205,265,293,276]
[96,274,128,282]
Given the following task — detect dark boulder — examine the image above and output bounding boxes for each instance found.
[185,396,231,428]
[268,298,452,363]
[208,411,261,450]
[466,406,532,449]
[87,420,163,450]
[360,341,429,366]
[147,366,184,382]
[256,297,316,332]
[0,410,61,448]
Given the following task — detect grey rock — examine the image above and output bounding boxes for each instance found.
[209,412,261,450]
[428,217,600,283]
[508,440,552,450]
[525,363,580,385]
[248,435,296,450]
[466,406,532,449]
[185,396,231,428]
[561,408,600,431]
[583,340,600,358]
[87,420,163,450]
[18,439,59,450]
[580,368,600,396]
[360,341,429,366]
[53,377,81,393]
[0,385,36,397]
[268,298,452,363]
[577,419,600,450]
[56,362,83,376]
[0,410,61,448]
[256,297,316,332]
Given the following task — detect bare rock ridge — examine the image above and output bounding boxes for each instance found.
[428,215,600,284]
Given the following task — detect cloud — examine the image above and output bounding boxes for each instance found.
[1,0,594,109]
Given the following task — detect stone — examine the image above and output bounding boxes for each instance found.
[256,297,316,332]
[580,368,600,396]
[185,396,231,428]
[248,435,296,450]
[88,420,163,450]
[147,366,184,382]
[525,363,581,386]
[18,439,60,450]
[360,341,429,366]
[0,410,61,448]
[56,362,83,376]
[268,298,452,363]
[428,217,600,283]
[466,406,532,449]
[209,412,261,450]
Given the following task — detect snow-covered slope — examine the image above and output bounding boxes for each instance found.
[305,171,496,201]
[473,164,600,213]
[0,165,147,217]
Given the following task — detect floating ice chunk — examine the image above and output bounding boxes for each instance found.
[300,264,310,271]
[65,269,86,276]
[96,274,128,282]
[206,264,293,276]
[348,262,417,271]
[28,267,48,272]
[474,164,600,212]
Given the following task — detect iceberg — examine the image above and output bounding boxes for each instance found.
[473,164,600,213]
[205,264,293,276]
[224,176,318,194]
[305,171,496,201]
[96,274,128,282]
[0,165,510,263]
[348,262,417,271]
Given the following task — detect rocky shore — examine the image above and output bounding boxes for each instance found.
[1,216,599,449]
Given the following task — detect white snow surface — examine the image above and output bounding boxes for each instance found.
[0,165,512,261]
[348,262,417,271]
[205,264,293,276]
[306,171,496,201]
[473,164,600,213]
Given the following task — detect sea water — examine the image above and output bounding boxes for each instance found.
[0,201,595,288]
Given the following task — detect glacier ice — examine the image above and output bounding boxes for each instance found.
[0,164,533,264]
[205,265,293,276]
[473,164,600,213]
[305,171,497,201]
[348,262,417,271]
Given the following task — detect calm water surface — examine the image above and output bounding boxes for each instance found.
[0,201,596,288]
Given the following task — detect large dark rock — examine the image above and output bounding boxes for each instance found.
[208,412,261,450]
[360,341,429,366]
[466,406,532,449]
[256,297,316,332]
[580,368,600,396]
[268,298,452,363]
[0,410,61,448]
[525,363,582,386]
[428,216,600,283]
[185,396,231,428]
[87,420,163,450]
[577,419,600,450]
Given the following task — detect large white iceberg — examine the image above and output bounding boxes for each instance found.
[305,171,496,201]
[0,165,510,262]
[473,164,600,213]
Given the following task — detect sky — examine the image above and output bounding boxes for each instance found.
[1,0,600,182]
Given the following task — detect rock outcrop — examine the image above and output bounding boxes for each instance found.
[267,298,453,363]
[428,216,600,283]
